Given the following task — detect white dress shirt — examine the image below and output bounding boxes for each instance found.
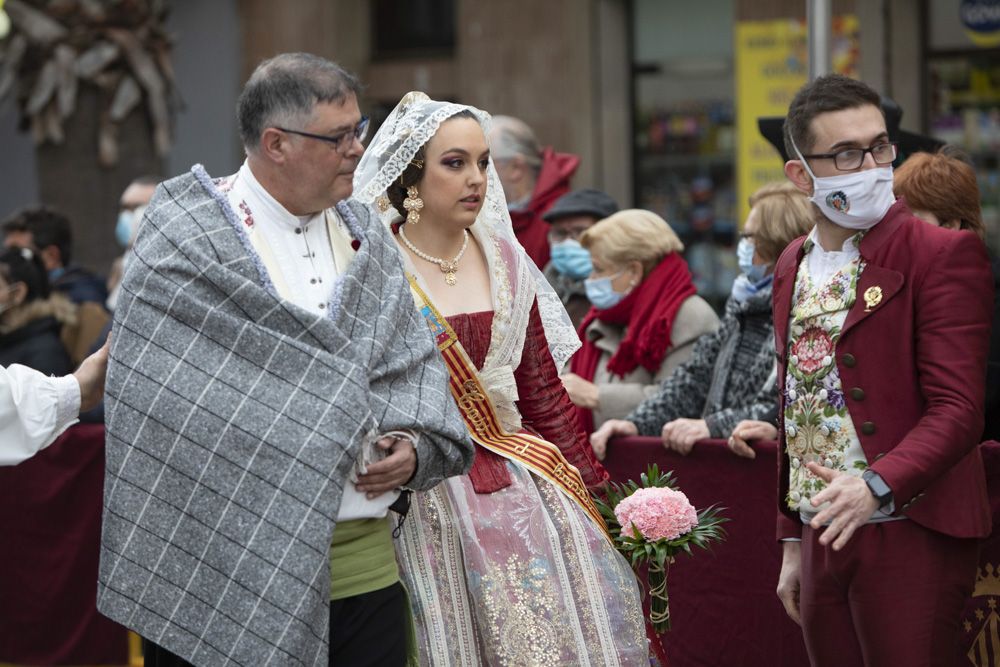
[226,161,400,521]
[805,226,862,285]
[0,365,79,466]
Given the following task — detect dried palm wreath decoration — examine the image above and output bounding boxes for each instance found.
[0,0,176,167]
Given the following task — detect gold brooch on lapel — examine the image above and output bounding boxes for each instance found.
[863,286,883,312]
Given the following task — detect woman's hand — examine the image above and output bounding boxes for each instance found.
[660,418,709,455]
[589,419,637,461]
[727,420,778,459]
[560,372,599,409]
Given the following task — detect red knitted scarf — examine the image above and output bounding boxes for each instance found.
[570,253,697,432]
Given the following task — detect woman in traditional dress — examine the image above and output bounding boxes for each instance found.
[354,93,647,665]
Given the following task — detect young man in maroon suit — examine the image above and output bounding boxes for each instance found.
[773,74,993,666]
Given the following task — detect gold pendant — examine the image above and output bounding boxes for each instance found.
[445,271,457,286]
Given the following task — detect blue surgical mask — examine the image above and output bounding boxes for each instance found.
[737,238,768,284]
[585,271,628,310]
[116,210,136,247]
[550,239,593,279]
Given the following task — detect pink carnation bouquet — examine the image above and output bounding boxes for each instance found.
[596,465,726,635]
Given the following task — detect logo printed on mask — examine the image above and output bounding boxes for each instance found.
[791,138,895,231]
[826,191,849,213]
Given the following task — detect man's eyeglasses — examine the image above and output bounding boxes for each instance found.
[800,141,898,171]
[275,116,370,154]
[548,227,592,243]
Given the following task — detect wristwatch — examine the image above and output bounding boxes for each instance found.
[862,469,893,509]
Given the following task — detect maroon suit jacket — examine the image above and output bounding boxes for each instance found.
[774,200,994,541]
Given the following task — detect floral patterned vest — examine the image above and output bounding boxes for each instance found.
[784,237,870,513]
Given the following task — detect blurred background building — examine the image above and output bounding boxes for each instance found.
[0,0,996,307]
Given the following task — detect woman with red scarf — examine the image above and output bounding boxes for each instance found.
[561,209,719,433]
[589,182,815,460]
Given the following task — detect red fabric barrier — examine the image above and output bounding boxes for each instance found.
[0,423,128,666]
[603,436,809,667]
[606,437,1000,667]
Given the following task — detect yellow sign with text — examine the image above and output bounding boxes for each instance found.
[735,16,859,224]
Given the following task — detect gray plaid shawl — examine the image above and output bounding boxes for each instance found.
[98,165,472,666]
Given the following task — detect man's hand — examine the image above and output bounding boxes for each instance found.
[74,337,110,412]
[806,462,879,550]
[660,418,710,456]
[727,420,778,459]
[355,436,416,498]
[776,541,803,626]
[589,419,637,461]
[560,373,599,410]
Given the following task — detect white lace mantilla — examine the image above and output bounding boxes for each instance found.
[353,92,580,376]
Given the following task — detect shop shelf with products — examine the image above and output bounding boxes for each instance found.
[928,52,1000,254]
[635,101,738,311]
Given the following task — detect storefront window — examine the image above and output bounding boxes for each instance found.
[926,0,1000,253]
[632,0,738,311]
[927,53,1000,252]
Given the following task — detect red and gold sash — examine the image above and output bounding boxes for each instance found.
[408,276,609,538]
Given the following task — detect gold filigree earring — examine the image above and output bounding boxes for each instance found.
[403,185,424,225]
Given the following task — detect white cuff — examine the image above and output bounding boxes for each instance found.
[52,373,82,432]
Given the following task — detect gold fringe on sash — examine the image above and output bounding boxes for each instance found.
[407,276,610,539]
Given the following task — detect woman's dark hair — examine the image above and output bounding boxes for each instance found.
[386,109,478,219]
[0,247,50,302]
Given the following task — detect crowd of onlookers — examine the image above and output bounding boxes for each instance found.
[2,123,997,457]
[2,93,999,667]
[490,117,999,458]
[0,177,157,417]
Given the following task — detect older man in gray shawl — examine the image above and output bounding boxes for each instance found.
[98,54,473,667]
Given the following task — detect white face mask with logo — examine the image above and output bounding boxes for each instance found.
[791,138,895,231]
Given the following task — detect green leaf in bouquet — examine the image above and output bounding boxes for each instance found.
[595,464,729,634]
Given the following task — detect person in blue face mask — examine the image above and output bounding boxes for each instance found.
[589,181,814,459]
[114,176,158,250]
[106,176,158,312]
[563,209,720,432]
[542,189,619,328]
[730,199,775,305]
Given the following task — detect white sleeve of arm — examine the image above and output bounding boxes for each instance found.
[0,365,81,466]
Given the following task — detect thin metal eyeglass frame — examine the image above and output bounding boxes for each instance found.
[275,116,370,153]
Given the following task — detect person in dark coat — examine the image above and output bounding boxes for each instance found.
[542,188,619,328]
[0,247,73,377]
[2,206,107,307]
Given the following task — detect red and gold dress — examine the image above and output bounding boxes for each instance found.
[395,302,647,666]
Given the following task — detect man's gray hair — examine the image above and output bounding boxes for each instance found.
[490,115,543,172]
[237,53,362,150]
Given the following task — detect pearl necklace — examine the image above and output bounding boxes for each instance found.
[398,224,469,286]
